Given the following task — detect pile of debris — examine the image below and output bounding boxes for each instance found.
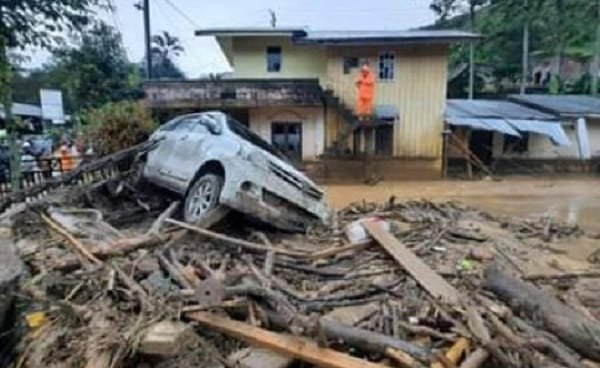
[0,163,599,368]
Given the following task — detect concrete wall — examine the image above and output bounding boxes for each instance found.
[325,44,449,159]
[588,118,600,158]
[248,106,325,161]
[227,36,327,81]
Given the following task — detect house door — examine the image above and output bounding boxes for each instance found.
[271,122,302,161]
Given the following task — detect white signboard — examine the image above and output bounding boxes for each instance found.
[40,89,65,124]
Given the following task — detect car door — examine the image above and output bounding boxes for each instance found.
[145,116,197,190]
[164,114,213,189]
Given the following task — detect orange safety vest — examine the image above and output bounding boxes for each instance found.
[59,146,75,171]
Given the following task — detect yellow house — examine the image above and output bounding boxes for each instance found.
[144,28,477,180]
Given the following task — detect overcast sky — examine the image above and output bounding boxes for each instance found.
[26,0,438,78]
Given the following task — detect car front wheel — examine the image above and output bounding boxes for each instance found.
[184,174,223,224]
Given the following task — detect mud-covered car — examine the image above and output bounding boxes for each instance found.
[139,111,329,231]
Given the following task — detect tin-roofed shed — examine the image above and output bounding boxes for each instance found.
[509,95,600,159]
[444,99,587,176]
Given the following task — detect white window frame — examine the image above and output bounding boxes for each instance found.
[378,52,395,81]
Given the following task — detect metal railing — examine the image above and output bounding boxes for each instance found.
[0,155,99,197]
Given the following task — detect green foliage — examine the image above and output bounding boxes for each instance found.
[81,101,156,155]
[432,0,599,86]
[150,31,185,79]
[11,22,144,111]
[0,0,105,49]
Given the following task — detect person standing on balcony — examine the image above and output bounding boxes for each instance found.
[355,61,375,118]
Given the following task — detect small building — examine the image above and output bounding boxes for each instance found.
[144,27,477,180]
[444,99,573,175]
[0,103,44,134]
[509,94,600,160]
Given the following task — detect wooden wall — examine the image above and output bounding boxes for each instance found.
[324,44,449,159]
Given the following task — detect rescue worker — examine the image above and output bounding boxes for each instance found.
[355,62,375,117]
[58,140,75,172]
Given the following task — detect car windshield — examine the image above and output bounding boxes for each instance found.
[226,116,288,161]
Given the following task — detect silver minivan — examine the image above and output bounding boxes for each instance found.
[141,111,329,231]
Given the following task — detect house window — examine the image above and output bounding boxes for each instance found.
[343,57,359,74]
[378,52,395,80]
[375,125,393,155]
[503,133,529,153]
[267,46,281,72]
[271,122,302,161]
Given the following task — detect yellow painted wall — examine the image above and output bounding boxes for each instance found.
[222,37,449,160]
[228,36,327,80]
[325,45,449,158]
[249,107,325,160]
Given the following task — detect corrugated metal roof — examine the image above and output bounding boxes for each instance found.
[374,104,398,120]
[506,119,570,146]
[445,99,570,146]
[0,103,42,119]
[195,27,306,37]
[299,30,479,45]
[446,117,521,136]
[508,94,600,117]
[195,27,479,44]
[446,99,556,120]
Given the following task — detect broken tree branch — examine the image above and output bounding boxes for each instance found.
[484,264,600,360]
[40,212,102,266]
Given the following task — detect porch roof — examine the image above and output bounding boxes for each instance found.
[508,94,600,118]
[445,99,570,146]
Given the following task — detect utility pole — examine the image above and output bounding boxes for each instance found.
[143,0,152,79]
[592,0,600,95]
[520,0,529,95]
[468,1,475,100]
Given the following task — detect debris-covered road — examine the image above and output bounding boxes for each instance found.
[0,148,599,368]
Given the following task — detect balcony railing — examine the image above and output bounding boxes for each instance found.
[144,78,324,109]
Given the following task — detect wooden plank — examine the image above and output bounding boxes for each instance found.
[362,220,460,305]
[186,311,388,368]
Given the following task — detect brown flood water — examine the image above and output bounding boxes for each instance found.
[325,177,600,233]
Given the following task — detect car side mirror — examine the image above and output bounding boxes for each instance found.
[208,122,222,135]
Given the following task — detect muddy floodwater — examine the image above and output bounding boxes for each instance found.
[325,176,600,233]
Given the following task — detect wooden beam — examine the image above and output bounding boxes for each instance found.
[166,218,308,258]
[186,311,388,368]
[362,221,460,305]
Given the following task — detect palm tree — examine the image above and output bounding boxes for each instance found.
[151,31,184,60]
[150,31,185,79]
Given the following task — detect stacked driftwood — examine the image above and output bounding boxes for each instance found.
[0,174,599,368]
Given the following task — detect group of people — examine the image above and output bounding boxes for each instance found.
[0,135,94,184]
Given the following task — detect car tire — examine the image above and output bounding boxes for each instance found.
[183,173,224,224]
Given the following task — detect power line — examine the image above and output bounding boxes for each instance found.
[160,0,199,28]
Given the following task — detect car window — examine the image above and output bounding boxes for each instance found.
[226,116,287,161]
[191,118,210,134]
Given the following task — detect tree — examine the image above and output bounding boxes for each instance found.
[150,31,185,79]
[50,22,141,109]
[0,0,103,187]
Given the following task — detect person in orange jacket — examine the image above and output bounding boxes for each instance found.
[355,62,375,117]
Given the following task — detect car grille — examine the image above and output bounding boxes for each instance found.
[268,162,323,201]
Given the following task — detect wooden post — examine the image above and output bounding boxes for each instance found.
[465,130,473,179]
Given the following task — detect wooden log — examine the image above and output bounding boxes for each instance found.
[318,316,430,361]
[166,218,308,258]
[431,337,469,368]
[41,212,102,266]
[186,311,389,368]
[458,348,489,368]
[386,347,418,368]
[362,221,460,305]
[484,264,600,360]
